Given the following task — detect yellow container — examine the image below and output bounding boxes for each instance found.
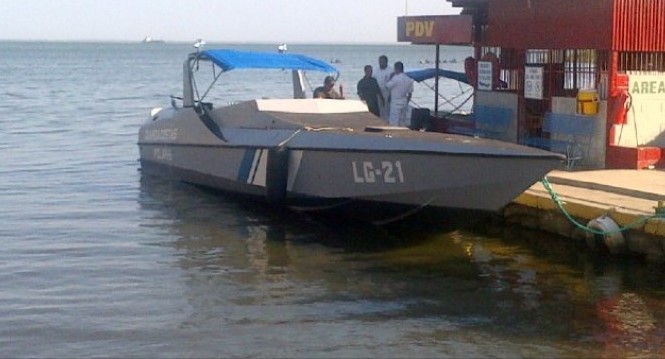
[577,89,599,115]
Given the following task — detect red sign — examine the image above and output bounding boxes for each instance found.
[397,15,472,45]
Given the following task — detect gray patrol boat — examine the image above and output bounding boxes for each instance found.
[138,49,563,224]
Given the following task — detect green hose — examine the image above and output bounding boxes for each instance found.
[541,176,654,235]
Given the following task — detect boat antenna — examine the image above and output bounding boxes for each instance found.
[193,38,206,70]
[193,38,206,51]
[193,38,206,57]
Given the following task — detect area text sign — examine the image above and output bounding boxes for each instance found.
[630,74,665,98]
[397,15,472,45]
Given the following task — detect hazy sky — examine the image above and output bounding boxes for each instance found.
[1,0,459,44]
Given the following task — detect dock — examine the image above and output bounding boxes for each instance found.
[503,169,665,259]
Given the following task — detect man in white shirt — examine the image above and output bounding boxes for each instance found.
[373,55,391,123]
[385,61,414,127]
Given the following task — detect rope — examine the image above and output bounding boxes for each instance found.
[277,126,354,148]
[540,176,654,235]
[277,129,302,148]
[372,196,438,226]
[304,126,354,132]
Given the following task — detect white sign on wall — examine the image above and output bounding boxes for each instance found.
[524,66,543,99]
[629,74,665,98]
[617,73,665,147]
[477,61,493,91]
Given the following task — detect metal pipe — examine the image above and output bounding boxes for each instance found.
[434,44,440,118]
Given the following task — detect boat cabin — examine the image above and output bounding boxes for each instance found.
[400,0,665,169]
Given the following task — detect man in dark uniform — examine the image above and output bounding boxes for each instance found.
[356,65,384,117]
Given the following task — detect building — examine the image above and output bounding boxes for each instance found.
[400,0,665,169]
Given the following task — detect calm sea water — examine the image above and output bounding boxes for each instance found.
[2,41,665,358]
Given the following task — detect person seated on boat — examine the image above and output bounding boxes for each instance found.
[313,76,344,99]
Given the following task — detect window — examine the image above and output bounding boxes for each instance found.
[480,46,520,91]
[619,52,665,73]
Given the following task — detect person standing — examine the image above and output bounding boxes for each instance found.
[385,61,414,127]
[357,65,384,117]
[373,55,391,122]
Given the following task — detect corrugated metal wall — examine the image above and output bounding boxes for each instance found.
[485,0,613,49]
[613,0,665,51]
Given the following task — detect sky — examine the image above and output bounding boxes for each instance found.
[0,0,460,44]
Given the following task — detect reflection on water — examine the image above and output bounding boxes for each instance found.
[136,174,665,358]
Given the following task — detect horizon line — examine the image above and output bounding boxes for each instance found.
[0,38,472,48]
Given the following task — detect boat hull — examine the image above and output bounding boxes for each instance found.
[138,98,563,224]
[139,142,558,222]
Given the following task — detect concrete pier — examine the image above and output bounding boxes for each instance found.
[503,169,665,259]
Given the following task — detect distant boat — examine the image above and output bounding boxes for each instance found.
[277,43,287,53]
[142,36,165,44]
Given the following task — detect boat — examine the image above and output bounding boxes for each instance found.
[138,48,564,224]
[142,36,165,44]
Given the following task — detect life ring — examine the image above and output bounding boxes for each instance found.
[585,216,626,254]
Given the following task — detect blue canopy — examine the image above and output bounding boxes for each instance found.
[198,49,338,74]
[405,68,469,85]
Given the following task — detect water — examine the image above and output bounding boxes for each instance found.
[2,41,665,358]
